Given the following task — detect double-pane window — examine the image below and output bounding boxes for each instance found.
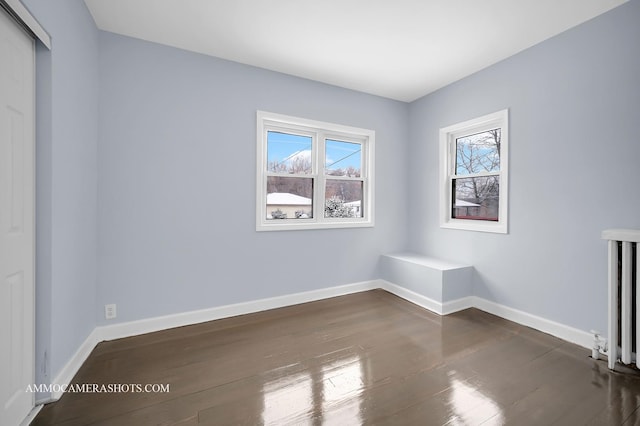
[257,112,374,231]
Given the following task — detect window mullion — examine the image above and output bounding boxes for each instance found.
[316,131,326,223]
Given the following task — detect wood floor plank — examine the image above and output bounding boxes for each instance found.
[33,290,640,425]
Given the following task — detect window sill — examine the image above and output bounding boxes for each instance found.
[256,219,374,232]
[441,219,507,234]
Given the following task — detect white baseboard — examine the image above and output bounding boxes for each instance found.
[45,278,594,403]
[379,280,592,348]
[49,327,102,400]
[443,296,477,315]
[46,280,380,402]
[471,296,593,349]
[20,404,42,426]
[97,280,380,342]
[379,280,473,315]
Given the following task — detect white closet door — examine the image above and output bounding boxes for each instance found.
[0,6,35,426]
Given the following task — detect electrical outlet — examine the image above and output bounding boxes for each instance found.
[105,304,117,320]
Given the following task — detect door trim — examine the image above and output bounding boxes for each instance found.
[0,0,50,48]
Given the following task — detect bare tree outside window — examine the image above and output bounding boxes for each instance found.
[268,152,312,174]
[452,129,501,221]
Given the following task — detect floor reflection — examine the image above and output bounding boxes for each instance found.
[596,361,640,424]
[447,374,503,425]
[262,370,313,425]
[321,355,364,425]
[261,355,364,425]
[30,291,640,424]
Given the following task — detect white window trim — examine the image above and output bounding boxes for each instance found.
[439,109,509,234]
[256,111,375,231]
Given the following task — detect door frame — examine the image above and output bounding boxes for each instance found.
[0,0,50,49]
[0,2,49,424]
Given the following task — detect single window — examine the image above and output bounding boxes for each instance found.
[439,110,509,233]
[257,111,375,231]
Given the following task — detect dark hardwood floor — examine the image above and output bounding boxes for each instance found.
[33,290,640,425]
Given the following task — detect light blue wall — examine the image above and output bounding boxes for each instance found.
[408,0,640,334]
[19,0,638,391]
[22,0,99,394]
[96,32,409,324]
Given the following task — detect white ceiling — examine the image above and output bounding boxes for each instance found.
[84,0,626,102]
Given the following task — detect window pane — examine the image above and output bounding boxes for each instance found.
[455,129,501,176]
[267,176,313,219]
[325,180,363,218]
[325,140,361,177]
[267,131,312,174]
[452,176,499,221]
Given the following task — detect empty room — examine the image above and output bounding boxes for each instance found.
[1,0,640,424]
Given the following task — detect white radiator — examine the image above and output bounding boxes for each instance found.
[602,229,640,370]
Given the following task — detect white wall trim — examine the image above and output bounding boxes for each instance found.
[45,278,594,403]
[442,296,477,315]
[380,280,474,315]
[49,328,102,401]
[98,280,379,342]
[471,296,593,349]
[380,281,592,349]
[20,404,42,426]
